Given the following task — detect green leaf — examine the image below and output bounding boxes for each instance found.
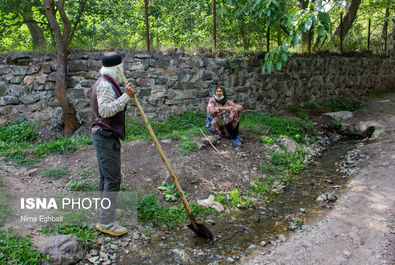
[266,61,273,74]
[312,14,317,26]
[317,25,325,36]
[276,61,282,70]
[267,9,271,17]
[281,53,288,63]
[281,44,288,53]
[262,65,266,74]
[304,17,312,32]
[318,12,330,25]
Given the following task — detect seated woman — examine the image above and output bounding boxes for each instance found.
[205,85,243,147]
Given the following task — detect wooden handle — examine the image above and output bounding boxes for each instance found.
[117,68,198,229]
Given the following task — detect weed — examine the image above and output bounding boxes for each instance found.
[33,136,89,156]
[40,224,97,249]
[79,167,96,179]
[324,100,364,112]
[41,166,70,180]
[66,181,97,192]
[250,178,270,195]
[259,135,276,145]
[242,113,316,144]
[0,190,11,226]
[0,120,38,143]
[179,136,198,155]
[137,195,215,228]
[0,229,47,264]
[158,181,179,202]
[229,188,251,206]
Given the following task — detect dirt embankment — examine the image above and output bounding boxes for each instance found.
[242,93,395,265]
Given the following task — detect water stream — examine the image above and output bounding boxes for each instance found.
[121,140,359,264]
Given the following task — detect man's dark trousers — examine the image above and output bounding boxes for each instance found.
[92,132,121,225]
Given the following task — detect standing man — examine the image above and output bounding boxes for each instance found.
[91,52,135,236]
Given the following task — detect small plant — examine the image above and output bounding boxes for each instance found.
[158,181,179,202]
[179,136,198,155]
[0,230,47,264]
[66,181,97,191]
[250,178,270,195]
[39,224,97,249]
[229,188,251,206]
[79,167,96,179]
[0,120,38,143]
[137,195,214,228]
[259,135,276,145]
[41,166,70,180]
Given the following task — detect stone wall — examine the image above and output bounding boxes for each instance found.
[0,51,394,123]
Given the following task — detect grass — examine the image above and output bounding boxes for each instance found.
[39,224,97,249]
[41,166,70,180]
[125,111,205,154]
[0,230,47,264]
[0,190,12,226]
[0,120,91,166]
[241,113,316,144]
[289,99,364,118]
[137,194,215,228]
[66,181,97,192]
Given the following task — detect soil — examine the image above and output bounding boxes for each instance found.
[0,92,394,265]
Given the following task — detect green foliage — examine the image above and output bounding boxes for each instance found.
[242,113,316,144]
[324,100,364,112]
[33,136,91,156]
[157,181,179,202]
[179,136,198,155]
[229,188,251,206]
[0,230,47,265]
[126,111,204,154]
[41,166,70,180]
[79,167,96,179]
[137,195,215,228]
[66,181,97,192]
[250,178,270,195]
[0,190,11,226]
[39,224,97,249]
[259,135,276,145]
[0,120,38,143]
[271,148,306,174]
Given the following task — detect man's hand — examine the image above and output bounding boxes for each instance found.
[125,83,135,98]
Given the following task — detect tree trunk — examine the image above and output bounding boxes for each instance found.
[300,0,309,50]
[213,0,217,52]
[144,0,150,51]
[333,0,361,37]
[239,20,248,51]
[21,12,47,49]
[25,22,46,49]
[56,49,79,135]
[381,7,389,55]
[43,0,79,135]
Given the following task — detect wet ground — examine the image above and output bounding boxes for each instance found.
[121,140,362,264]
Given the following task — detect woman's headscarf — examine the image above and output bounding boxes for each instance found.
[214,85,228,105]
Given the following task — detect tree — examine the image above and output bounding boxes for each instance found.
[42,0,88,135]
[333,0,361,38]
[0,0,47,49]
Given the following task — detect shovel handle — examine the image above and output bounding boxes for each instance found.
[117,68,199,229]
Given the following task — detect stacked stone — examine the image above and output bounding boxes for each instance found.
[0,51,394,124]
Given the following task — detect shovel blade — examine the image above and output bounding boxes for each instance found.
[187,222,213,240]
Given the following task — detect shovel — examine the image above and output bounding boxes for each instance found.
[118,68,213,240]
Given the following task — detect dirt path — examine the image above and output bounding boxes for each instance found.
[242,93,395,265]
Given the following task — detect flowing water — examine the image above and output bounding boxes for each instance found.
[121,140,359,264]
